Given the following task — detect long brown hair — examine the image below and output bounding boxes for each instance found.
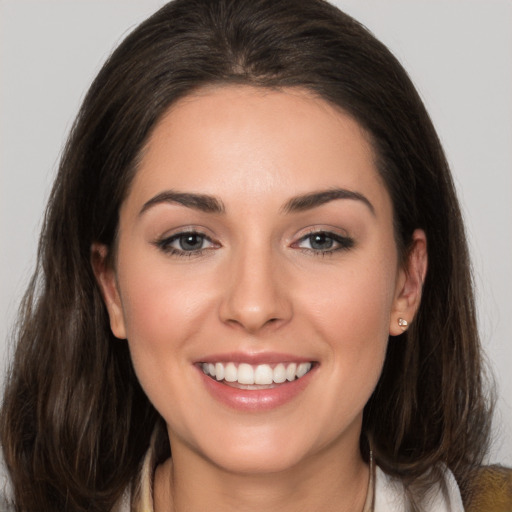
[1,0,492,510]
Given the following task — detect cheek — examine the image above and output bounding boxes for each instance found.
[115,251,219,389]
[116,257,223,427]
[299,254,397,385]
[304,256,396,338]
[119,249,211,338]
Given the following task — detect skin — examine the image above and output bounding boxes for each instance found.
[93,85,427,512]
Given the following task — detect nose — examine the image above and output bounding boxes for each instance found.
[219,245,293,334]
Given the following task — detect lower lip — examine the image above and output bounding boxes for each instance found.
[197,366,316,411]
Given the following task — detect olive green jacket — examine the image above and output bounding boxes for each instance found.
[464,465,512,512]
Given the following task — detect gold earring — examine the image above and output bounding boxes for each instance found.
[398,318,408,330]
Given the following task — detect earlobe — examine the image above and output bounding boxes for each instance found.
[90,243,127,339]
[389,229,428,336]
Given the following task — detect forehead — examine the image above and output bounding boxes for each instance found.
[126,85,389,215]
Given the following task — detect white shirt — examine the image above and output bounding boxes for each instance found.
[372,466,464,511]
[113,460,465,512]
[0,451,465,512]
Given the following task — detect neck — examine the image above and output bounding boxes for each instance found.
[154,436,370,512]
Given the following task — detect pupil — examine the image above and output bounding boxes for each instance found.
[180,234,203,251]
[311,234,333,250]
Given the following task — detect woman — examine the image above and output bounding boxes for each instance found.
[0,0,504,510]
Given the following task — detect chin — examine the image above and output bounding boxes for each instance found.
[206,443,309,475]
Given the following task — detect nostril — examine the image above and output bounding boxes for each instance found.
[218,277,293,332]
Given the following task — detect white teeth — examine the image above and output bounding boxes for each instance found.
[286,363,297,381]
[215,362,225,381]
[238,363,254,385]
[224,362,237,382]
[296,362,310,378]
[254,364,273,385]
[202,361,312,385]
[273,363,287,383]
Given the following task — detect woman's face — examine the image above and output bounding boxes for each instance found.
[96,85,425,475]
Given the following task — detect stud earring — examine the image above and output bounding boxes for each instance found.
[398,318,408,330]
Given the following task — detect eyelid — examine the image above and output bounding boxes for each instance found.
[291,227,354,254]
[153,227,220,257]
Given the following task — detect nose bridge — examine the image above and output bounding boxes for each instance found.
[220,239,291,332]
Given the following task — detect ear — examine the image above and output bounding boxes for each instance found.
[389,229,428,336]
[90,243,127,339]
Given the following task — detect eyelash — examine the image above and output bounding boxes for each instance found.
[154,231,217,257]
[154,230,354,258]
[294,231,354,256]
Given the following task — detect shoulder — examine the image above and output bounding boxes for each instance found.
[464,465,512,512]
[0,449,14,512]
[374,465,464,512]
[1,446,135,512]
[112,490,131,512]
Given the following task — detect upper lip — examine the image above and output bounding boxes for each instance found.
[196,352,315,365]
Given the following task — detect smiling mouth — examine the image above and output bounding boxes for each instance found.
[200,361,313,389]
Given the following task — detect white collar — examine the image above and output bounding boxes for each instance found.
[117,447,464,512]
[374,465,464,512]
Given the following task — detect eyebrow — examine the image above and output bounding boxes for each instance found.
[139,187,374,217]
[139,191,225,215]
[282,188,375,215]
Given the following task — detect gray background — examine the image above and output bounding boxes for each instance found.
[1,0,511,465]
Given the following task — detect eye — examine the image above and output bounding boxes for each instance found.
[175,233,208,251]
[155,231,218,256]
[295,231,354,254]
